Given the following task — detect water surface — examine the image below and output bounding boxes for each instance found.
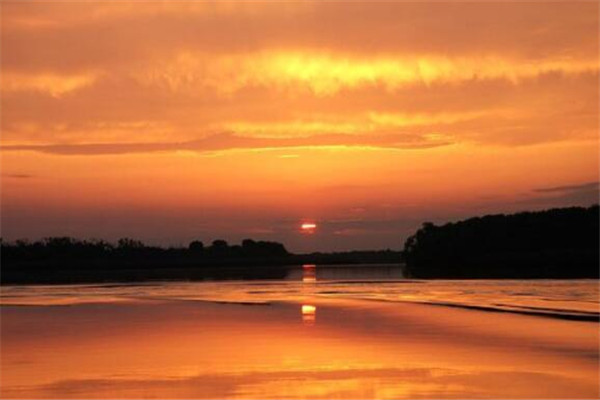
[1,265,598,399]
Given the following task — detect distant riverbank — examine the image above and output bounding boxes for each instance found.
[0,239,403,284]
[403,205,599,279]
[2,205,598,284]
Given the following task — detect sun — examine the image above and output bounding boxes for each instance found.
[300,222,317,234]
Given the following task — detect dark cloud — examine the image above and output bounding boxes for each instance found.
[534,181,599,194]
[522,181,599,208]
[2,173,34,179]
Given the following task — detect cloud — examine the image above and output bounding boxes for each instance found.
[534,181,599,194]
[220,110,492,138]
[0,132,453,156]
[1,1,597,148]
[2,69,596,148]
[1,71,99,97]
[523,181,599,208]
[135,51,598,97]
[2,2,597,74]
[2,173,34,179]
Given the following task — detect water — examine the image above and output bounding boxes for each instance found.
[2,265,597,318]
[1,265,599,399]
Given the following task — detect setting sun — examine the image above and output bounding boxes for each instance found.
[301,223,317,233]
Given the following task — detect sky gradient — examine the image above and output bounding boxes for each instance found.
[1,1,599,251]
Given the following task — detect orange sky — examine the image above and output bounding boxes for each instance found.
[1,1,598,251]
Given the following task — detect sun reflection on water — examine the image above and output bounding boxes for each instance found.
[302,264,317,283]
[301,304,316,325]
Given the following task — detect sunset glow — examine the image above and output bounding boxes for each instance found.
[0,1,598,251]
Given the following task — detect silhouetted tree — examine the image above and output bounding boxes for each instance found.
[188,240,204,252]
[211,239,228,248]
[403,205,599,278]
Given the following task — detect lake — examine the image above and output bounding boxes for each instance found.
[1,265,598,399]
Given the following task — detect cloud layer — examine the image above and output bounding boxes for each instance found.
[1,1,598,250]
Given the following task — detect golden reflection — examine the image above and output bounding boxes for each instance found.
[1,296,599,399]
[301,304,316,325]
[302,264,317,283]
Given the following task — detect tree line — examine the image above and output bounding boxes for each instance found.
[1,237,290,265]
[0,237,402,284]
[403,205,599,278]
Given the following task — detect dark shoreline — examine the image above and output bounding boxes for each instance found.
[2,205,598,284]
[0,253,404,285]
[403,205,599,279]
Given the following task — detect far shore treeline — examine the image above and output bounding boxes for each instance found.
[0,238,400,284]
[1,205,598,283]
[403,205,599,279]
